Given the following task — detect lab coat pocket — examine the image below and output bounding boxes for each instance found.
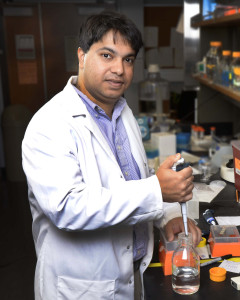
[57,276,115,300]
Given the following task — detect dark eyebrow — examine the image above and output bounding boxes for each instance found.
[97,47,136,58]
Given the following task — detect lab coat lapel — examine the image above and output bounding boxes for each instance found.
[83,114,117,163]
[63,78,118,164]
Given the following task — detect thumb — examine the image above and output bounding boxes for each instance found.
[165,228,175,242]
[161,153,181,169]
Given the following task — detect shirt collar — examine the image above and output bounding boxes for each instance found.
[72,83,126,120]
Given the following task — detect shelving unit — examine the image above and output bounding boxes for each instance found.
[193,74,240,104]
[190,11,240,133]
[192,13,240,28]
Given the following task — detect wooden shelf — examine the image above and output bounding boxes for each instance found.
[191,13,240,28]
[193,74,240,103]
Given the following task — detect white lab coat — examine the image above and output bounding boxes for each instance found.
[22,76,180,300]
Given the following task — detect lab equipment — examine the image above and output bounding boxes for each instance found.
[198,157,219,182]
[209,267,226,282]
[196,237,209,259]
[159,228,179,276]
[206,41,222,81]
[143,140,159,172]
[172,157,188,236]
[218,50,232,86]
[231,51,240,91]
[203,209,218,226]
[172,232,200,295]
[198,157,212,182]
[231,276,240,290]
[220,157,235,183]
[139,64,170,117]
[151,132,176,164]
[201,254,232,267]
[176,132,191,153]
[208,225,240,257]
[135,115,150,141]
[209,143,233,168]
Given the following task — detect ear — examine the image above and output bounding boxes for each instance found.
[77,47,85,68]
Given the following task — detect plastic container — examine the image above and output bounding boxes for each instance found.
[208,225,240,257]
[218,50,232,86]
[135,116,150,141]
[172,233,200,295]
[159,228,179,276]
[139,64,170,117]
[176,132,191,153]
[231,51,240,91]
[143,140,159,172]
[209,267,226,282]
[196,237,209,259]
[206,41,222,81]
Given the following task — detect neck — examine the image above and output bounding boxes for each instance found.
[75,80,114,119]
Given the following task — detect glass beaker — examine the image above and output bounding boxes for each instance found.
[172,233,200,295]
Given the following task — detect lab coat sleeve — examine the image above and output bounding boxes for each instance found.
[154,202,182,229]
[22,115,164,232]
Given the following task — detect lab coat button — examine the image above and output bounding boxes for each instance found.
[142,262,146,267]
[129,279,132,284]
[127,245,130,250]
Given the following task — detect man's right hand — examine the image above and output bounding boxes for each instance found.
[155,154,194,203]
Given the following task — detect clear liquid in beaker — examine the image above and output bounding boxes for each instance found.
[172,266,200,295]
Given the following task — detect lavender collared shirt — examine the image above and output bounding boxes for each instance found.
[73,85,148,262]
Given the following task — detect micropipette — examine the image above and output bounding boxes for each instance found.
[172,157,188,236]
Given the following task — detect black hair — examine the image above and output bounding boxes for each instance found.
[78,11,143,56]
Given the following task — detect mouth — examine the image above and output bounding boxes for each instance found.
[105,79,124,88]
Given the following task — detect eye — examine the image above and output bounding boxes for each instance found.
[125,57,135,64]
[102,53,112,59]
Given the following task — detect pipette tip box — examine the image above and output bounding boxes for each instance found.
[208,225,240,257]
[158,228,178,276]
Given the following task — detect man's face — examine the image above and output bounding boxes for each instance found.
[77,30,136,109]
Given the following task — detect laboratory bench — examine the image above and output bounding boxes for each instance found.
[144,171,240,299]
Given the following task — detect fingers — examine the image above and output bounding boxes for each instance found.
[178,182,194,203]
[156,155,194,203]
[164,217,202,247]
[160,153,181,169]
[188,219,202,247]
[164,217,184,242]
[164,222,177,242]
[170,174,194,203]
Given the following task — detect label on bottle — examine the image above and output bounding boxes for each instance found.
[233,67,240,87]
[206,64,215,69]
[221,71,230,86]
[235,158,240,176]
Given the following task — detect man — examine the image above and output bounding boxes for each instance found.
[22,11,201,300]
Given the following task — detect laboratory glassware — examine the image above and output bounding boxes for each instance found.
[172,232,200,295]
[206,41,222,81]
[231,51,240,91]
[139,64,170,117]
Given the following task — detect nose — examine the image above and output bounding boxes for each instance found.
[111,58,124,75]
